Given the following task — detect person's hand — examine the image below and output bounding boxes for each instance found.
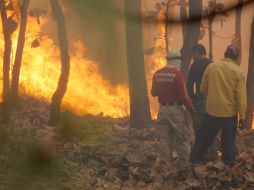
[238,119,245,130]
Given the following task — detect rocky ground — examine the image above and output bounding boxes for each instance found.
[0,97,254,190]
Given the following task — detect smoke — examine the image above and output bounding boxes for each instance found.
[29,0,49,10]
[63,0,128,84]
[29,0,128,85]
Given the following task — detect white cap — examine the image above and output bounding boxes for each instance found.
[166,49,181,60]
[166,49,182,70]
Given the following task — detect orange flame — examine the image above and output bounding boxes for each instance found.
[0,16,130,118]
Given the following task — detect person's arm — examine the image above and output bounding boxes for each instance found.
[151,74,158,97]
[186,64,195,101]
[236,72,247,119]
[200,64,211,96]
[176,72,193,110]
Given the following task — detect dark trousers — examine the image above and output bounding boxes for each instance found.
[190,114,237,164]
[192,97,218,161]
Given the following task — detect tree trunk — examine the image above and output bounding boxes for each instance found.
[235,0,243,65]
[11,0,30,106]
[180,0,202,80]
[245,15,254,130]
[124,0,151,128]
[0,1,12,123]
[180,0,187,40]
[208,18,213,60]
[48,0,70,126]
[165,0,170,54]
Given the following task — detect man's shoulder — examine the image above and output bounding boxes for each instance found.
[226,64,245,81]
[205,62,216,70]
[206,58,213,64]
[191,58,212,69]
[200,58,213,65]
[232,65,245,78]
[156,67,179,73]
[214,59,245,76]
[167,68,183,75]
[154,67,167,75]
[220,59,242,71]
[155,67,183,77]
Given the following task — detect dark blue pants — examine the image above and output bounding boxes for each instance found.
[190,114,237,164]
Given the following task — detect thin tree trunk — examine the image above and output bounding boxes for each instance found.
[165,0,170,54]
[48,0,70,126]
[245,16,254,130]
[124,0,151,128]
[180,0,187,39]
[180,0,202,80]
[235,0,243,65]
[208,18,213,60]
[0,0,12,123]
[208,0,217,60]
[11,0,30,106]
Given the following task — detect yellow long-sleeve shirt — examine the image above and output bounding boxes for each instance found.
[201,58,247,119]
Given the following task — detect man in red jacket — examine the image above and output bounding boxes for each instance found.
[151,49,194,161]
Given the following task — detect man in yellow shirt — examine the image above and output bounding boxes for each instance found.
[190,45,247,164]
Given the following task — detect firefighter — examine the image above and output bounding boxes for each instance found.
[151,49,194,161]
[187,44,217,161]
[190,44,247,164]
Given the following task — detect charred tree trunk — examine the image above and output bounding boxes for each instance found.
[11,0,30,106]
[48,0,70,126]
[208,17,213,60]
[245,16,254,130]
[165,0,170,54]
[180,0,187,39]
[208,0,217,60]
[124,0,151,128]
[235,0,243,65]
[0,1,13,123]
[180,0,202,80]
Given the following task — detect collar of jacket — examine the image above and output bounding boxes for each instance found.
[223,58,237,65]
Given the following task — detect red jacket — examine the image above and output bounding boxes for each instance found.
[151,67,193,110]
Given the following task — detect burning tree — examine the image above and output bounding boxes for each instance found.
[180,0,202,80]
[11,0,30,106]
[48,0,70,126]
[0,0,17,122]
[246,15,254,130]
[124,0,151,128]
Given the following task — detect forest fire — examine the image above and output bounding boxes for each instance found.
[0,1,254,189]
[0,1,253,130]
[0,16,130,118]
[0,2,167,119]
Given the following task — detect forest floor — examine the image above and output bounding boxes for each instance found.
[0,97,254,190]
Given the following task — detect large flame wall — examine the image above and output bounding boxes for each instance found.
[0,17,129,118]
[0,5,253,129]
